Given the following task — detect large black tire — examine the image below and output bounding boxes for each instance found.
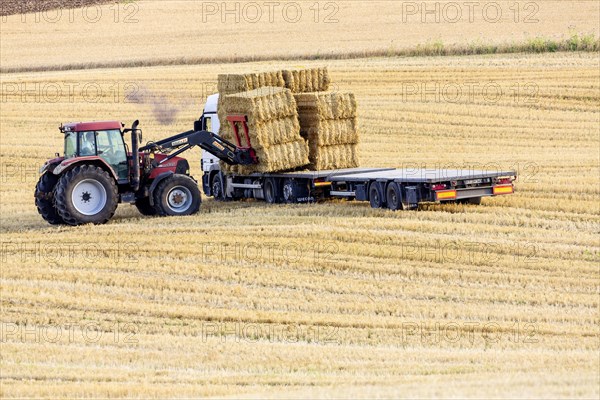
[282,179,297,204]
[54,165,118,226]
[35,173,65,225]
[386,183,402,211]
[369,183,385,209]
[135,197,157,216]
[153,175,201,216]
[211,173,226,201]
[264,178,281,204]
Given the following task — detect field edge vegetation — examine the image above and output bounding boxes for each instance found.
[1,32,598,74]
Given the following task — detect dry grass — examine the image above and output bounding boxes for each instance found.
[0,52,598,398]
[0,1,598,72]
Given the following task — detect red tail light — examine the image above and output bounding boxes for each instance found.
[496,177,512,185]
[432,184,446,191]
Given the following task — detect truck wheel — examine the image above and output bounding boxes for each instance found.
[135,197,157,216]
[54,165,118,226]
[35,173,65,225]
[264,178,281,204]
[282,179,297,204]
[386,183,402,211]
[153,175,201,216]
[369,183,385,209]
[211,174,225,201]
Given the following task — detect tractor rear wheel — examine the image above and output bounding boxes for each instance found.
[54,165,118,226]
[35,173,65,225]
[135,197,157,216]
[153,175,201,216]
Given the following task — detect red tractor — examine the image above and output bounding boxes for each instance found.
[35,119,256,226]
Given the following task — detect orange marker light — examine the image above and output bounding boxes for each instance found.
[436,190,457,201]
[493,185,514,195]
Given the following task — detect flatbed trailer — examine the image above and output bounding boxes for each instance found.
[198,93,516,211]
[201,167,516,211]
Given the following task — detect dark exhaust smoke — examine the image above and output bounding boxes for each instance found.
[127,85,190,125]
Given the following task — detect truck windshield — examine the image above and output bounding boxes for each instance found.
[64,132,77,158]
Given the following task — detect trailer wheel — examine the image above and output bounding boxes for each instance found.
[264,178,281,204]
[35,173,65,225]
[153,174,201,216]
[211,174,225,201]
[386,183,402,211]
[54,165,118,226]
[369,183,385,209]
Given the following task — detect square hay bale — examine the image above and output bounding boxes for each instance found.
[300,118,359,147]
[295,92,358,120]
[217,86,309,174]
[219,115,301,148]
[282,67,331,93]
[217,71,285,96]
[221,140,309,175]
[220,87,298,123]
[308,143,360,171]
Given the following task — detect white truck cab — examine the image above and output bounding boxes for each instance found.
[200,93,222,174]
[199,93,225,197]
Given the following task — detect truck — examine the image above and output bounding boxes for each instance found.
[198,93,516,210]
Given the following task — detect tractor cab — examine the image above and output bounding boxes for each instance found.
[60,121,129,181]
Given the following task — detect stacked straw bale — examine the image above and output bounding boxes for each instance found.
[217,71,286,96]
[218,87,309,174]
[217,67,330,96]
[295,92,360,170]
[281,67,331,93]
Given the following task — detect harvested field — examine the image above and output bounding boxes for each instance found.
[0,52,598,399]
[2,1,598,72]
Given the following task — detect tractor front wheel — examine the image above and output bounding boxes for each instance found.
[54,165,118,226]
[153,175,201,216]
[35,173,65,225]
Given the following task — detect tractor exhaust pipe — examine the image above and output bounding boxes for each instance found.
[131,120,140,192]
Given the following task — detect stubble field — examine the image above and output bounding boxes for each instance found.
[1,52,598,398]
[0,0,599,398]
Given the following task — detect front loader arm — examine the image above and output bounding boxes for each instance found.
[140,129,257,166]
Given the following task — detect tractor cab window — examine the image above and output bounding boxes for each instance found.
[97,129,128,181]
[64,132,77,158]
[79,131,97,156]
